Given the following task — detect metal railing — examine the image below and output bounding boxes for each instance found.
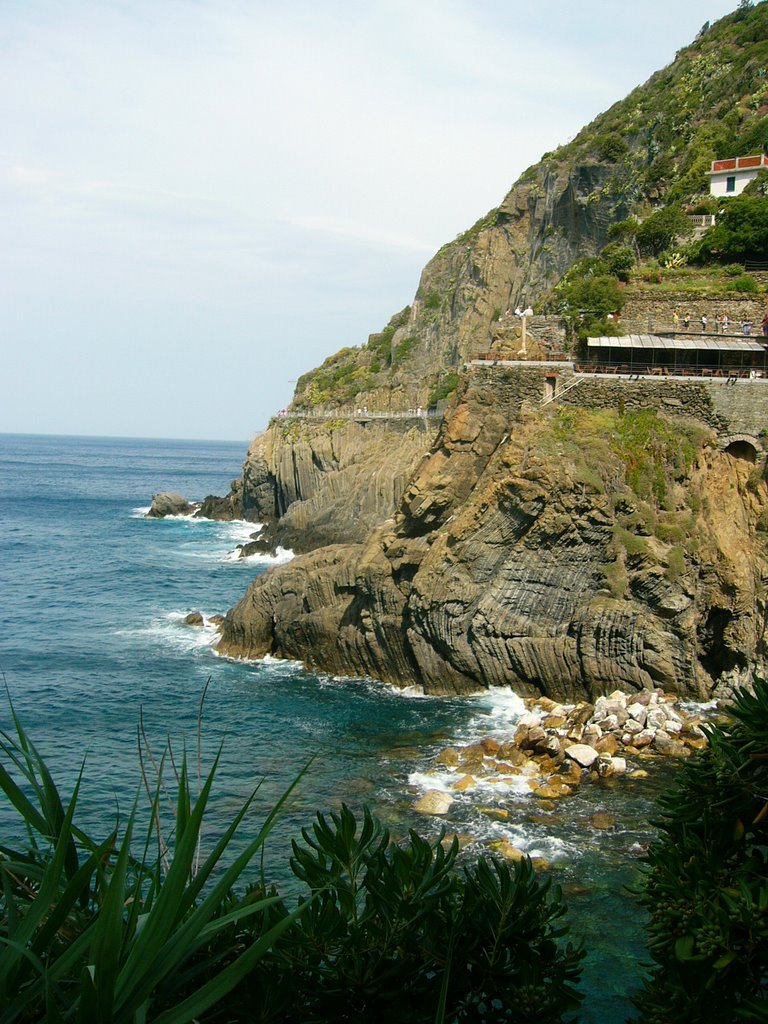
[575,363,767,380]
[275,408,440,421]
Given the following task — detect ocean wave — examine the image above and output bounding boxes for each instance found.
[407,766,534,799]
[118,611,222,652]
[223,544,294,566]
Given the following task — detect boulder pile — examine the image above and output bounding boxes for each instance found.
[416,689,709,816]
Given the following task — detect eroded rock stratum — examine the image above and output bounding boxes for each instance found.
[219,367,768,701]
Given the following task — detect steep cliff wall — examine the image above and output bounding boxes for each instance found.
[219,368,768,701]
[235,416,436,552]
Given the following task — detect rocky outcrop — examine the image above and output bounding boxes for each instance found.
[197,487,244,521]
[215,8,768,700]
[219,367,768,701]
[414,690,710,822]
[231,417,436,553]
[147,492,196,518]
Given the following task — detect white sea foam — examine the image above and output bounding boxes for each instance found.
[213,649,306,676]
[679,697,719,713]
[224,544,294,566]
[437,686,528,747]
[408,770,454,794]
[131,505,152,517]
[118,611,222,653]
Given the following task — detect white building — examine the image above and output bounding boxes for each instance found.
[707,153,768,197]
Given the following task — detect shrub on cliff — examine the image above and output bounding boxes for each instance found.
[636,205,693,258]
[632,679,768,1023]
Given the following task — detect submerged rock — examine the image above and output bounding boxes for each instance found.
[413,789,454,816]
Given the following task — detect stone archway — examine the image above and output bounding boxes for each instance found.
[720,433,763,463]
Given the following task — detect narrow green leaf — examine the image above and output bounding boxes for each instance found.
[0,773,82,992]
[151,899,309,1024]
[0,760,49,836]
[675,935,695,961]
[713,950,737,969]
[89,812,135,1019]
[114,749,224,1006]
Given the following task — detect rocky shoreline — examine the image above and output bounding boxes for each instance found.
[411,688,712,861]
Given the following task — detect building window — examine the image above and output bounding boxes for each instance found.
[726,175,736,193]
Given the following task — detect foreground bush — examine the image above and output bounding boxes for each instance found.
[224,805,584,1023]
[0,702,303,1023]
[632,680,768,1023]
[0,704,583,1023]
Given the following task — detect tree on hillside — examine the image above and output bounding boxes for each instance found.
[692,195,768,263]
[636,206,693,258]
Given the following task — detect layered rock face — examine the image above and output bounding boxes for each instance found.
[234,417,436,553]
[219,368,768,701]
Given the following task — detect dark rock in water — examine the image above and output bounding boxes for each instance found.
[147,492,195,518]
[237,537,278,559]
[184,612,204,627]
[208,614,225,627]
[196,491,243,521]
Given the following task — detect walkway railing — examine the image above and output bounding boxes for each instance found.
[575,363,767,380]
[275,408,441,421]
[541,374,585,406]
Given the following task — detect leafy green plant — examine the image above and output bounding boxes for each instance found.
[0,697,305,1023]
[632,678,768,1022]
[691,195,768,263]
[728,274,759,293]
[229,805,584,1023]
[391,335,420,369]
[428,371,460,409]
[636,206,693,258]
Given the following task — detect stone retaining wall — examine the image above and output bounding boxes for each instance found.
[621,290,766,333]
[468,363,768,442]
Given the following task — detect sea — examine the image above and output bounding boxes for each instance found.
[0,432,679,1022]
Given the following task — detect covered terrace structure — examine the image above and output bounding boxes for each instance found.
[579,334,768,379]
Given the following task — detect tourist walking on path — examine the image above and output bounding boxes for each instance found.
[700,314,708,332]
[672,309,680,329]
[722,314,730,332]
[762,312,768,337]
[683,312,690,330]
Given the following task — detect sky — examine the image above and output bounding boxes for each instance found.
[2,0,742,441]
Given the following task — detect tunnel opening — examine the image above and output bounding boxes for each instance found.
[725,439,758,463]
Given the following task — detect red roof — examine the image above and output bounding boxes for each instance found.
[710,154,768,173]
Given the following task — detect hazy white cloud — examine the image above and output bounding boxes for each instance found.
[0,0,739,439]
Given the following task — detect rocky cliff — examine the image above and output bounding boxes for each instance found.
[219,367,768,701]
[231,416,436,553]
[287,3,768,415]
[215,5,768,700]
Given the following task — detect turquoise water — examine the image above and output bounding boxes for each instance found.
[0,432,669,1021]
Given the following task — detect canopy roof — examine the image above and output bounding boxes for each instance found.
[587,334,766,353]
